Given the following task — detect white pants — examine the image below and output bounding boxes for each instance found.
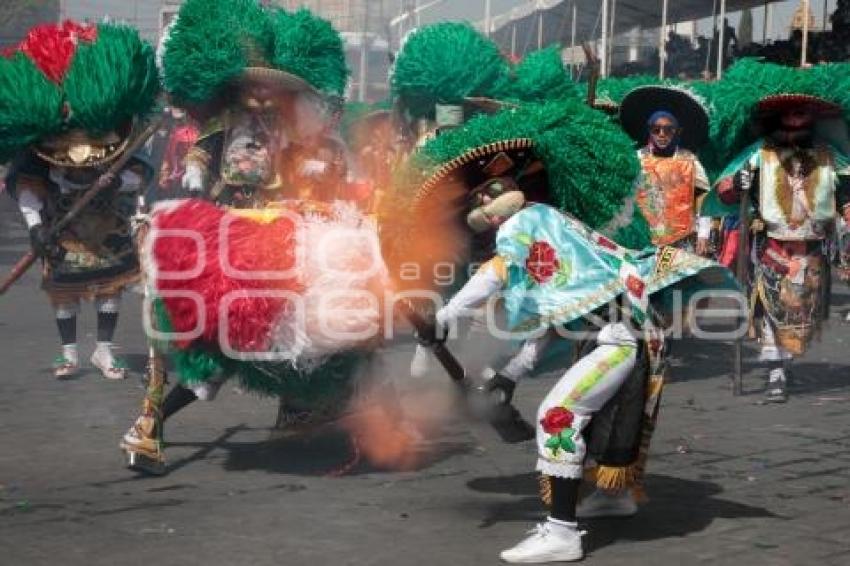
[536,323,638,479]
[757,319,793,362]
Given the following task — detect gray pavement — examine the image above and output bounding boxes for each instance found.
[1,193,849,566]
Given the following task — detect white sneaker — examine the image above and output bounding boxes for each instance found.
[91,346,127,380]
[765,368,788,403]
[500,522,584,563]
[576,489,638,519]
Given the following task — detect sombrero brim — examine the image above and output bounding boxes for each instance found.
[34,121,134,169]
[757,93,842,117]
[412,138,549,221]
[619,85,709,150]
[240,67,319,96]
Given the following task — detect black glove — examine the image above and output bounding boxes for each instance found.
[413,320,447,346]
[28,224,52,257]
[476,370,517,406]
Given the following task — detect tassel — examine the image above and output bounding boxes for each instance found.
[539,474,552,508]
[586,464,637,491]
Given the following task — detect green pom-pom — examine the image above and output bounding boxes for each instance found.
[0,53,63,161]
[495,46,580,103]
[269,8,349,96]
[64,23,158,133]
[162,0,272,103]
[391,22,509,118]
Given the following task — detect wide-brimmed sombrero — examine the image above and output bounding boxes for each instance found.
[406,98,653,251]
[619,85,710,151]
[412,138,547,224]
[756,93,842,117]
[34,123,134,168]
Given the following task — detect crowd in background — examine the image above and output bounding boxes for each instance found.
[612,0,850,79]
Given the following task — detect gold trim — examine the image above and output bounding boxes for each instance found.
[240,67,318,95]
[412,138,535,213]
[34,120,135,169]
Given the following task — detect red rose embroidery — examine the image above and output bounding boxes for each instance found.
[540,407,574,434]
[625,274,646,298]
[525,241,560,284]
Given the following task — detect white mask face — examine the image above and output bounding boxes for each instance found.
[466,190,526,233]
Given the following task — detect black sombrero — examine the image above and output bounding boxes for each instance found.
[619,85,710,151]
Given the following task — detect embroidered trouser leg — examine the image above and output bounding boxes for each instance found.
[536,325,638,479]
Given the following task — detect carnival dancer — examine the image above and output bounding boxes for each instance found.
[711,60,850,403]
[1,20,158,379]
[402,98,736,561]
[120,0,390,473]
[619,85,714,255]
[171,2,348,208]
[424,202,733,563]
[154,107,199,201]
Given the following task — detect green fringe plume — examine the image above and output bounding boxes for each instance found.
[591,74,661,107]
[0,53,63,161]
[495,46,581,103]
[63,23,158,134]
[700,59,850,177]
[162,0,273,104]
[163,0,348,104]
[391,22,509,119]
[270,8,349,97]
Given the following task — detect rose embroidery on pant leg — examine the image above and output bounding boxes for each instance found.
[541,406,576,455]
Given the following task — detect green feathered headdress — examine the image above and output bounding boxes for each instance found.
[407,99,651,249]
[493,46,581,104]
[391,22,510,119]
[590,75,661,108]
[162,0,348,105]
[701,58,850,176]
[0,20,158,163]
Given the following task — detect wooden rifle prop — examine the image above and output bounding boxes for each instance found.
[582,43,619,115]
[1,115,165,296]
[396,299,535,443]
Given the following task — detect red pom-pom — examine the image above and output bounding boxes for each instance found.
[153,200,302,353]
[17,20,97,83]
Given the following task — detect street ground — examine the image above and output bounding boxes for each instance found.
[1,194,849,566]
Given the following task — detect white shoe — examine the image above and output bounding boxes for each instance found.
[577,489,638,519]
[500,522,584,563]
[410,345,431,378]
[765,368,788,403]
[91,347,127,380]
[53,355,80,379]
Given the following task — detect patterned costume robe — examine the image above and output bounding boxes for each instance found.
[635,147,711,250]
[435,204,736,488]
[719,141,850,358]
[7,153,149,304]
